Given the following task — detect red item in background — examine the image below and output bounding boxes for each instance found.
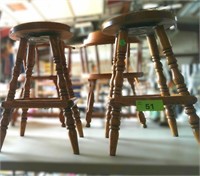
[0,28,10,38]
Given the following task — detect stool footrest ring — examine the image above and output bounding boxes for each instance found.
[1,97,78,109]
[109,95,197,106]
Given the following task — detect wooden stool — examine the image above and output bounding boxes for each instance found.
[11,44,84,136]
[80,30,146,137]
[11,44,68,128]
[0,22,83,154]
[102,10,199,156]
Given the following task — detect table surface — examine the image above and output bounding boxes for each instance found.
[0,117,199,175]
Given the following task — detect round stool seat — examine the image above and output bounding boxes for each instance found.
[84,30,115,46]
[9,21,73,41]
[102,10,176,36]
[84,30,140,46]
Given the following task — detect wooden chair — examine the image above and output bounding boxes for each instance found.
[0,21,83,154]
[102,10,199,156]
[80,30,146,137]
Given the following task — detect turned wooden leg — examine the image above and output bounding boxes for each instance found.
[105,77,114,137]
[20,43,35,136]
[105,38,118,138]
[0,109,12,151]
[184,106,199,142]
[147,33,178,136]
[72,105,84,137]
[127,78,147,128]
[156,25,199,142]
[136,111,147,128]
[67,81,84,136]
[85,80,96,127]
[64,107,79,154]
[11,88,24,126]
[60,42,84,137]
[20,108,28,136]
[105,105,112,138]
[0,38,27,151]
[110,30,128,156]
[50,36,80,153]
[110,104,121,156]
[53,79,65,127]
[58,110,66,127]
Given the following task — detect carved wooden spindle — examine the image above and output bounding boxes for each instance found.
[79,47,86,73]
[137,42,143,72]
[155,25,199,142]
[105,38,118,138]
[81,45,96,127]
[20,42,36,136]
[11,51,26,126]
[50,36,79,154]
[85,80,96,127]
[42,43,65,127]
[64,107,79,154]
[94,45,101,101]
[127,77,147,128]
[127,78,136,95]
[50,37,69,99]
[7,38,28,101]
[0,38,28,150]
[85,45,97,127]
[126,42,146,128]
[147,33,178,136]
[83,46,90,73]
[11,88,24,126]
[67,46,72,75]
[110,30,128,156]
[52,78,65,127]
[126,43,130,72]
[35,46,40,76]
[0,109,12,151]
[95,45,101,74]
[61,43,83,137]
[126,40,147,128]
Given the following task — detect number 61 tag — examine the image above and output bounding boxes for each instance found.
[136,100,164,111]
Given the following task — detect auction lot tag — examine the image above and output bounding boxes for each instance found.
[136,100,164,111]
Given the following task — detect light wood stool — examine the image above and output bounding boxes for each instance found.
[11,44,74,128]
[0,22,83,154]
[102,10,199,156]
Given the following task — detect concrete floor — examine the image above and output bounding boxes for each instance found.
[0,117,199,175]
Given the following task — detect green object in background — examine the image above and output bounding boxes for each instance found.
[119,39,126,46]
[136,100,164,111]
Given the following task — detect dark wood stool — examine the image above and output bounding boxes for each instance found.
[80,30,146,137]
[102,10,199,156]
[0,21,83,154]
